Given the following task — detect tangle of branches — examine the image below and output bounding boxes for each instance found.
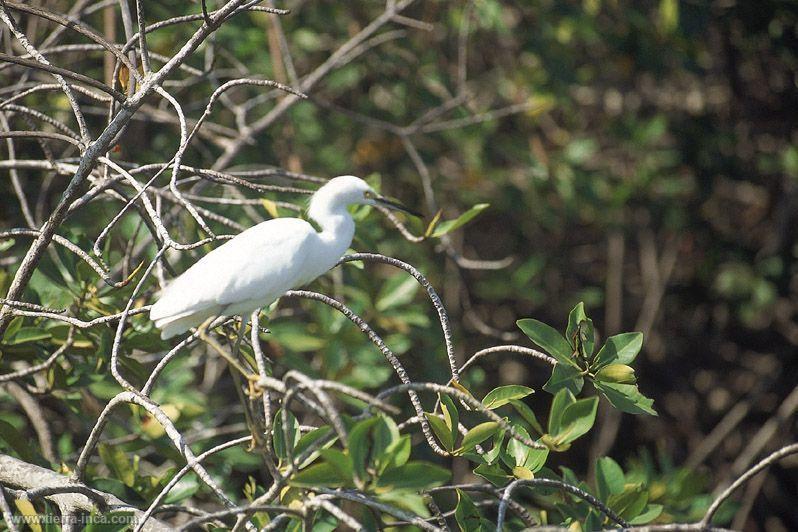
[0,1,794,531]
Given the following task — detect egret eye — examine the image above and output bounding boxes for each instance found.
[363,190,375,199]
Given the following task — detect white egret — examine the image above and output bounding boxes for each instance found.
[150,175,418,339]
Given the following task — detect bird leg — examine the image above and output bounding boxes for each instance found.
[232,315,248,359]
[196,318,265,449]
[196,317,255,382]
[232,316,266,400]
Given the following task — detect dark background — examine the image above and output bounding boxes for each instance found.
[1,1,797,529]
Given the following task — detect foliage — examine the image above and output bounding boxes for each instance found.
[1,0,796,530]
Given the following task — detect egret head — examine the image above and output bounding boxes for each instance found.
[312,175,421,217]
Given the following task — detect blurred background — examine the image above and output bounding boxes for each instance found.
[1,1,797,529]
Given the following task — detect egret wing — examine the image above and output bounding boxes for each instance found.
[150,218,316,321]
[215,218,316,306]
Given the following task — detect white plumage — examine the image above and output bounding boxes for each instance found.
[150,175,415,339]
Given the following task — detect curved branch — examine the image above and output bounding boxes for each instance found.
[0,454,170,531]
[0,53,126,103]
[336,253,458,381]
[282,290,449,456]
[701,442,798,527]
[497,478,629,530]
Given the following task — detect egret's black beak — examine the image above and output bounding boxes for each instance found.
[375,195,423,218]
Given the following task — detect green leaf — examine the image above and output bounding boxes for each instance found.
[595,457,625,501]
[14,499,41,532]
[98,443,135,486]
[440,393,460,447]
[376,490,431,519]
[593,333,643,370]
[377,461,450,490]
[376,275,419,311]
[594,381,657,416]
[289,462,347,487]
[567,304,584,338]
[456,422,502,455]
[510,399,545,435]
[523,444,549,472]
[0,419,37,462]
[659,0,679,33]
[482,385,534,410]
[473,463,511,487]
[270,322,326,352]
[506,425,533,467]
[425,412,454,452]
[431,203,490,237]
[293,426,334,468]
[506,425,549,472]
[630,504,664,525]
[609,487,648,520]
[454,489,492,532]
[517,318,575,365]
[319,448,354,481]
[4,317,23,338]
[163,476,199,505]
[372,415,400,467]
[543,363,584,396]
[553,396,599,445]
[348,417,378,484]
[6,327,52,345]
[91,477,142,505]
[547,388,576,435]
[272,410,301,462]
[566,302,595,358]
[377,435,411,474]
[481,428,505,465]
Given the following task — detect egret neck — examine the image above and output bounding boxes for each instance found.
[307,185,356,260]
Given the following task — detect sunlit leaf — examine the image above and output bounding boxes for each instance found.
[593,333,643,370]
[594,381,657,416]
[473,462,511,487]
[510,399,545,435]
[376,275,419,311]
[5,327,52,345]
[517,319,575,366]
[376,462,450,490]
[553,396,598,445]
[289,463,347,488]
[596,456,625,501]
[456,422,501,455]
[425,412,454,452]
[482,385,534,410]
[431,203,490,237]
[14,499,41,532]
[440,393,460,447]
[543,363,584,396]
[318,448,353,481]
[659,0,679,33]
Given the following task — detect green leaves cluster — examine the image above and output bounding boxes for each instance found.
[594,457,664,525]
[425,393,502,456]
[436,302,667,527]
[517,302,656,415]
[282,412,449,519]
